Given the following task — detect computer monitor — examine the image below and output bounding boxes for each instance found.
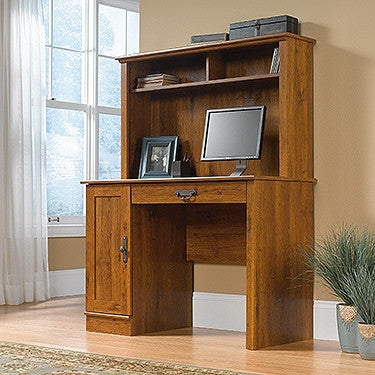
[201,106,266,176]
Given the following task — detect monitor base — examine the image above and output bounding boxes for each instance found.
[230,160,247,177]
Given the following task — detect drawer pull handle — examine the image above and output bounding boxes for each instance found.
[175,189,197,202]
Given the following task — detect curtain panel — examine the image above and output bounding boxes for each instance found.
[0,0,50,304]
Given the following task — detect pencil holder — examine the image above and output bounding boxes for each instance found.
[172,161,192,177]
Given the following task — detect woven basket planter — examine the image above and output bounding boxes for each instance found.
[358,323,375,360]
[336,304,360,353]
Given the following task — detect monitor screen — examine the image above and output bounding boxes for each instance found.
[201,106,266,161]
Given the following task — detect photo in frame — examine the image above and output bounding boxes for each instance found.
[138,136,178,179]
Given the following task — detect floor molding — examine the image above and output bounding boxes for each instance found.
[49,270,339,341]
[49,268,85,298]
[193,293,339,341]
[313,299,339,341]
[193,292,246,332]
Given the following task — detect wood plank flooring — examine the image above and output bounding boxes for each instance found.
[0,296,374,374]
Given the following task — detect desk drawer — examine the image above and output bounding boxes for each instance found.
[132,182,246,204]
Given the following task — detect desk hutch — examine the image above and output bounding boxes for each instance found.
[83,32,316,350]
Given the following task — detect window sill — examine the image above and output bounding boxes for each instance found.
[48,224,86,238]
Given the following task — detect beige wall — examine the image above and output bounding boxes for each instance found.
[48,238,85,271]
[140,0,375,299]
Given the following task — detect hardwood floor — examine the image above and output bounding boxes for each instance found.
[0,296,374,374]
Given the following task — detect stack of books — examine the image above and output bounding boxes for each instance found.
[136,73,181,88]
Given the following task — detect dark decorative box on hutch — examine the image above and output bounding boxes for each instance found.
[229,15,299,40]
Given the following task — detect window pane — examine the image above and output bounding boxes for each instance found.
[98,5,126,56]
[127,11,139,55]
[98,114,121,180]
[53,0,82,50]
[52,49,82,102]
[98,56,120,107]
[46,108,85,216]
[42,0,50,44]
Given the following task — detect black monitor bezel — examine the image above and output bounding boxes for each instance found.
[200,105,266,162]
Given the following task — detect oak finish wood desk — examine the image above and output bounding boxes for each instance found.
[84,175,314,350]
[84,33,315,349]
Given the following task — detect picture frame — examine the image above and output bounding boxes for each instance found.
[138,136,178,179]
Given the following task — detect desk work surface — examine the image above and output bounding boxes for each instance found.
[82,175,316,185]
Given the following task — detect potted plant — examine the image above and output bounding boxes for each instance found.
[342,267,375,360]
[301,224,375,353]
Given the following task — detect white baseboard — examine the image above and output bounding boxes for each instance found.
[48,271,338,341]
[193,292,339,341]
[314,300,339,341]
[193,292,246,332]
[49,268,85,298]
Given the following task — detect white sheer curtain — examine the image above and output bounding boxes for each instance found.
[0,0,50,305]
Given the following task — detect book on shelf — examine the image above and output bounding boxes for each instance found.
[269,47,280,74]
[136,73,181,88]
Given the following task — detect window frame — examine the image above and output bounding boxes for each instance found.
[45,0,139,237]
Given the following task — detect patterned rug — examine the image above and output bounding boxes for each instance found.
[0,341,253,374]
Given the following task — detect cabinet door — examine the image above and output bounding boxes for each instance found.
[86,185,131,315]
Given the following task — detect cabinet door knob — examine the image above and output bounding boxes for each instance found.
[175,189,197,202]
[119,236,128,263]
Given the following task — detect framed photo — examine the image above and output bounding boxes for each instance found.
[138,136,178,179]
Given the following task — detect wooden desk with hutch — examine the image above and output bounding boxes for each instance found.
[83,33,316,350]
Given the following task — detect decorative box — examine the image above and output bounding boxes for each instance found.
[229,15,299,40]
[191,32,229,44]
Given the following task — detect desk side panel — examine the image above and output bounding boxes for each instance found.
[246,180,314,349]
[279,39,313,178]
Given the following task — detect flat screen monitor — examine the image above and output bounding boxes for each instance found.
[201,106,266,176]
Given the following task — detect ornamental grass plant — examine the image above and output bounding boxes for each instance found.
[301,224,375,304]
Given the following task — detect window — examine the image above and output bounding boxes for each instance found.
[43,0,139,237]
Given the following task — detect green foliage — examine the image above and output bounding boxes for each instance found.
[301,224,375,305]
[341,267,375,324]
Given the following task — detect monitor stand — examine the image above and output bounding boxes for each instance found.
[230,160,247,177]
